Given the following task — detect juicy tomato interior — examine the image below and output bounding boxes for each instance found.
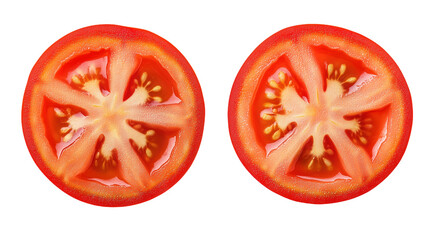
[230,25,412,204]
[43,99,88,158]
[46,50,181,184]
[56,49,110,94]
[123,56,180,103]
[23,25,204,206]
[292,135,350,182]
[252,48,389,181]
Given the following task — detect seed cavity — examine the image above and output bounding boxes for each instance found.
[93,135,118,170]
[261,71,302,141]
[125,72,163,105]
[53,107,87,143]
[94,151,118,170]
[127,122,158,160]
[345,117,373,145]
[70,65,105,100]
[293,135,339,175]
[307,149,334,172]
[305,148,334,172]
[326,63,358,94]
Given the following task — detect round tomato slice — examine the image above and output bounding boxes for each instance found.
[228,24,412,204]
[22,25,205,206]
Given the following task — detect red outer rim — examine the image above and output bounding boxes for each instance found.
[22,25,205,207]
[228,24,412,204]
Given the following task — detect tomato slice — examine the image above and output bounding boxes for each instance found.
[228,25,412,203]
[22,25,205,206]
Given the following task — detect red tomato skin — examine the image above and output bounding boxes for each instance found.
[22,25,205,207]
[228,24,412,204]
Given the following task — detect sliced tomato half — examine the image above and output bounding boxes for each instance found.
[228,25,412,203]
[22,25,205,206]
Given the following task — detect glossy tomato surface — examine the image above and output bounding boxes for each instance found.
[228,25,412,204]
[22,25,205,207]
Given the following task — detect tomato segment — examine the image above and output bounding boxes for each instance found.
[43,99,88,158]
[56,49,110,95]
[123,56,180,104]
[22,25,204,206]
[229,25,412,203]
[293,136,350,182]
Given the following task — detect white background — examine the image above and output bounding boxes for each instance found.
[1,0,432,239]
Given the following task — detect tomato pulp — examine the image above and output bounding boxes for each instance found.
[22,25,205,206]
[228,25,412,203]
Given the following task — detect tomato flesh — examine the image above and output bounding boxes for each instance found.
[22,25,204,206]
[43,100,88,158]
[229,25,412,203]
[292,135,350,182]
